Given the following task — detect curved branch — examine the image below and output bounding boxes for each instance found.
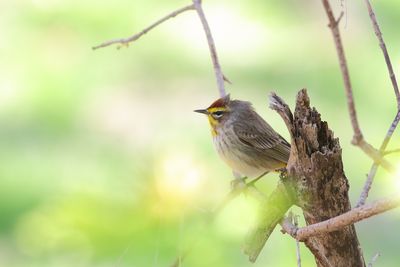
[92,4,195,50]
[357,110,400,206]
[321,0,395,175]
[356,0,400,205]
[192,0,226,97]
[321,0,363,144]
[364,0,400,108]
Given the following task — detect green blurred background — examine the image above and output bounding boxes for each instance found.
[1,0,399,266]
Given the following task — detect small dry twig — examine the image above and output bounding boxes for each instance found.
[93,2,229,265]
[364,0,400,108]
[294,215,302,267]
[367,252,381,267]
[192,0,226,97]
[92,4,195,50]
[383,148,400,156]
[357,110,400,206]
[356,0,400,206]
[281,215,333,267]
[320,0,396,175]
[320,0,362,145]
[279,212,301,267]
[93,0,227,98]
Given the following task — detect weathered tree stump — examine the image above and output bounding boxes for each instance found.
[244,89,365,267]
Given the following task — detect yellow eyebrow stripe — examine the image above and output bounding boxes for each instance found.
[207,107,227,113]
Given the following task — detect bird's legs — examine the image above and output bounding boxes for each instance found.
[230,171,269,191]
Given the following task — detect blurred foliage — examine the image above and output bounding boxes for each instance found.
[0,0,399,266]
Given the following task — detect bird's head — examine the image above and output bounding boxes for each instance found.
[194,94,231,136]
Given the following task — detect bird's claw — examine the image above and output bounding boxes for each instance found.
[230,176,248,192]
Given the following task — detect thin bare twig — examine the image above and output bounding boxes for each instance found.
[321,0,395,173]
[378,111,400,153]
[364,0,400,108]
[294,215,302,267]
[357,139,395,172]
[281,216,332,267]
[192,0,226,97]
[356,0,400,206]
[357,164,379,207]
[93,0,227,97]
[93,1,228,265]
[223,74,232,84]
[321,0,363,144]
[367,252,381,267]
[280,212,301,267]
[92,4,195,50]
[357,110,400,206]
[384,148,400,156]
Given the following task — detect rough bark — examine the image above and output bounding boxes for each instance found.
[244,89,365,267]
[287,89,365,267]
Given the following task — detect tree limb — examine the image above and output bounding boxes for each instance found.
[356,0,400,205]
[267,89,365,267]
[357,110,400,206]
[363,0,400,108]
[320,0,395,174]
[93,1,227,97]
[192,0,226,97]
[92,4,195,50]
[281,196,400,241]
[367,252,381,267]
[383,148,400,156]
[320,0,362,144]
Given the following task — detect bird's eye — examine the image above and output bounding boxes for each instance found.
[212,111,224,119]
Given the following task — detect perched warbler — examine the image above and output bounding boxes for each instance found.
[195,94,290,182]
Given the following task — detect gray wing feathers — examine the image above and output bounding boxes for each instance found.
[233,110,290,163]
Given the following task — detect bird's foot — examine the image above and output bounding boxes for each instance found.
[230,177,248,192]
[277,168,288,180]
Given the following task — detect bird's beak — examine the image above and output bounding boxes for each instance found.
[194,109,208,115]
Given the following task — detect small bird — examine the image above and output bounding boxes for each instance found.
[195,94,290,183]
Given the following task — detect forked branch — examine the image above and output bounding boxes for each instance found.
[321,0,399,209]
[92,4,195,50]
[320,0,395,173]
[192,0,226,97]
[93,0,226,97]
[356,0,400,206]
[321,0,363,145]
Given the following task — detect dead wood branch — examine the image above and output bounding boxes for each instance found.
[364,0,400,108]
[320,0,395,174]
[92,4,195,50]
[357,110,400,206]
[356,0,400,206]
[93,1,227,97]
[245,89,365,266]
[192,0,226,97]
[367,252,381,267]
[281,196,400,241]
